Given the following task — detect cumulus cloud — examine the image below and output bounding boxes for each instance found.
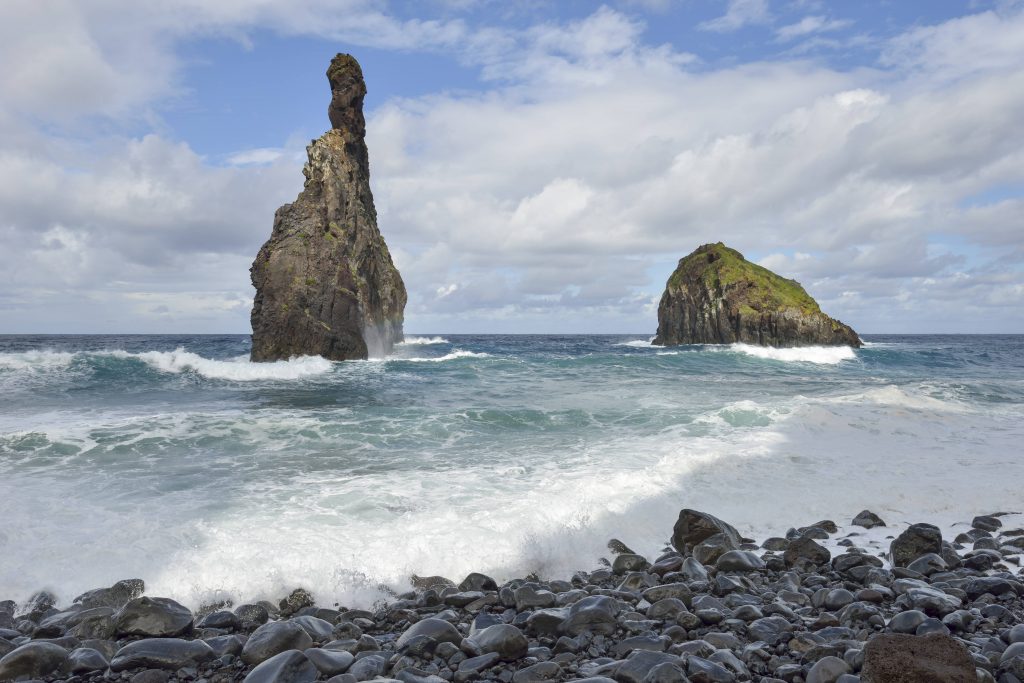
[0,1,1023,333]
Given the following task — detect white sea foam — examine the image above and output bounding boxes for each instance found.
[395,350,490,362]
[730,343,857,364]
[827,384,969,413]
[5,378,1016,611]
[615,338,656,348]
[130,349,334,380]
[399,336,451,345]
[1,338,1021,611]
[0,350,76,370]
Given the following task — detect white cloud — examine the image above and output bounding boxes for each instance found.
[775,15,851,42]
[698,0,771,33]
[882,7,1024,83]
[0,2,1023,333]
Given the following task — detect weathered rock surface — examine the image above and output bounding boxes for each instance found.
[241,620,313,665]
[861,632,975,682]
[244,649,317,683]
[0,641,69,680]
[250,53,406,361]
[653,243,861,348]
[109,638,215,671]
[113,597,193,638]
[890,523,943,567]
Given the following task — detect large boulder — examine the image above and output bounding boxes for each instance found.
[113,597,193,637]
[396,618,463,650]
[244,649,317,683]
[74,579,145,610]
[468,624,528,661]
[652,243,860,348]
[671,509,742,557]
[109,638,215,671]
[784,535,831,568]
[250,53,406,361]
[890,523,943,567]
[561,595,618,636]
[241,621,314,666]
[0,642,69,680]
[861,633,975,682]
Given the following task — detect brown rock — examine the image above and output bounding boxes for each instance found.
[861,633,975,682]
[250,53,406,361]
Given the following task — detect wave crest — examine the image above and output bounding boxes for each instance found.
[399,336,450,346]
[133,349,334,380]
[731,343,856,365]
[398,350,490,363]
[615,339,655,348]
[0,350,76,371]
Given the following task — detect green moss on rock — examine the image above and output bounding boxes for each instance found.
[654,243,861,348]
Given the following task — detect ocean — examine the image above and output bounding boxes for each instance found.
[1,334,1022,610]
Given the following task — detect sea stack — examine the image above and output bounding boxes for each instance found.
[250,54,406,361]
[653,243,860,348]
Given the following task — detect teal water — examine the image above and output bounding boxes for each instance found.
[1,334,1022,607]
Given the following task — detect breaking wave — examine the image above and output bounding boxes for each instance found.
[730,343,857,365]
[399,336,450,346]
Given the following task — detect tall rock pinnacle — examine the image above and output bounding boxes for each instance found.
[250,53,406,361]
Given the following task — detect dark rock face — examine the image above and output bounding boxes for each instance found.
[113,597,193,638]
[109,638,215,671]
[243,649,317,683]
[653,243,860,348]
[250,53,406,362]
[861,632,975,682]
[0,641,70,680]
[241,620,313,666]
[890,523,943,567]
[671,509,741,557]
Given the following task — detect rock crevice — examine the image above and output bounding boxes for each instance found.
[250,53,406,362]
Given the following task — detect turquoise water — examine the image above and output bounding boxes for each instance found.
[1,334,1022,607]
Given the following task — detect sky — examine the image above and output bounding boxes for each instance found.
[0,0,1022,334]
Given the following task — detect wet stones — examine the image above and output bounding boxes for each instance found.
[197,609,242,630]
[611,650,679,683]
[241,620,314,665]
[109,637,216,671]
[0,641,70,680]
[973,515,1003,533]
[74,579,145,610]
[304,647,354,676]
[806,655,850,683]
[783,535,831,568]
[468,624,529,661]
[459,573,498,592]
[612,554,651,575]
[113,597,193,638]
[396,617,463,650]
[9,508,1024,683]
[715,550,765,572]
[671,509,741,557]
[852,510,886,529]
[562,595,618,636]
[244,649,317,683]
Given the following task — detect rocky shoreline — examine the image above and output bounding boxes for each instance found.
[2,508,1023,683]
